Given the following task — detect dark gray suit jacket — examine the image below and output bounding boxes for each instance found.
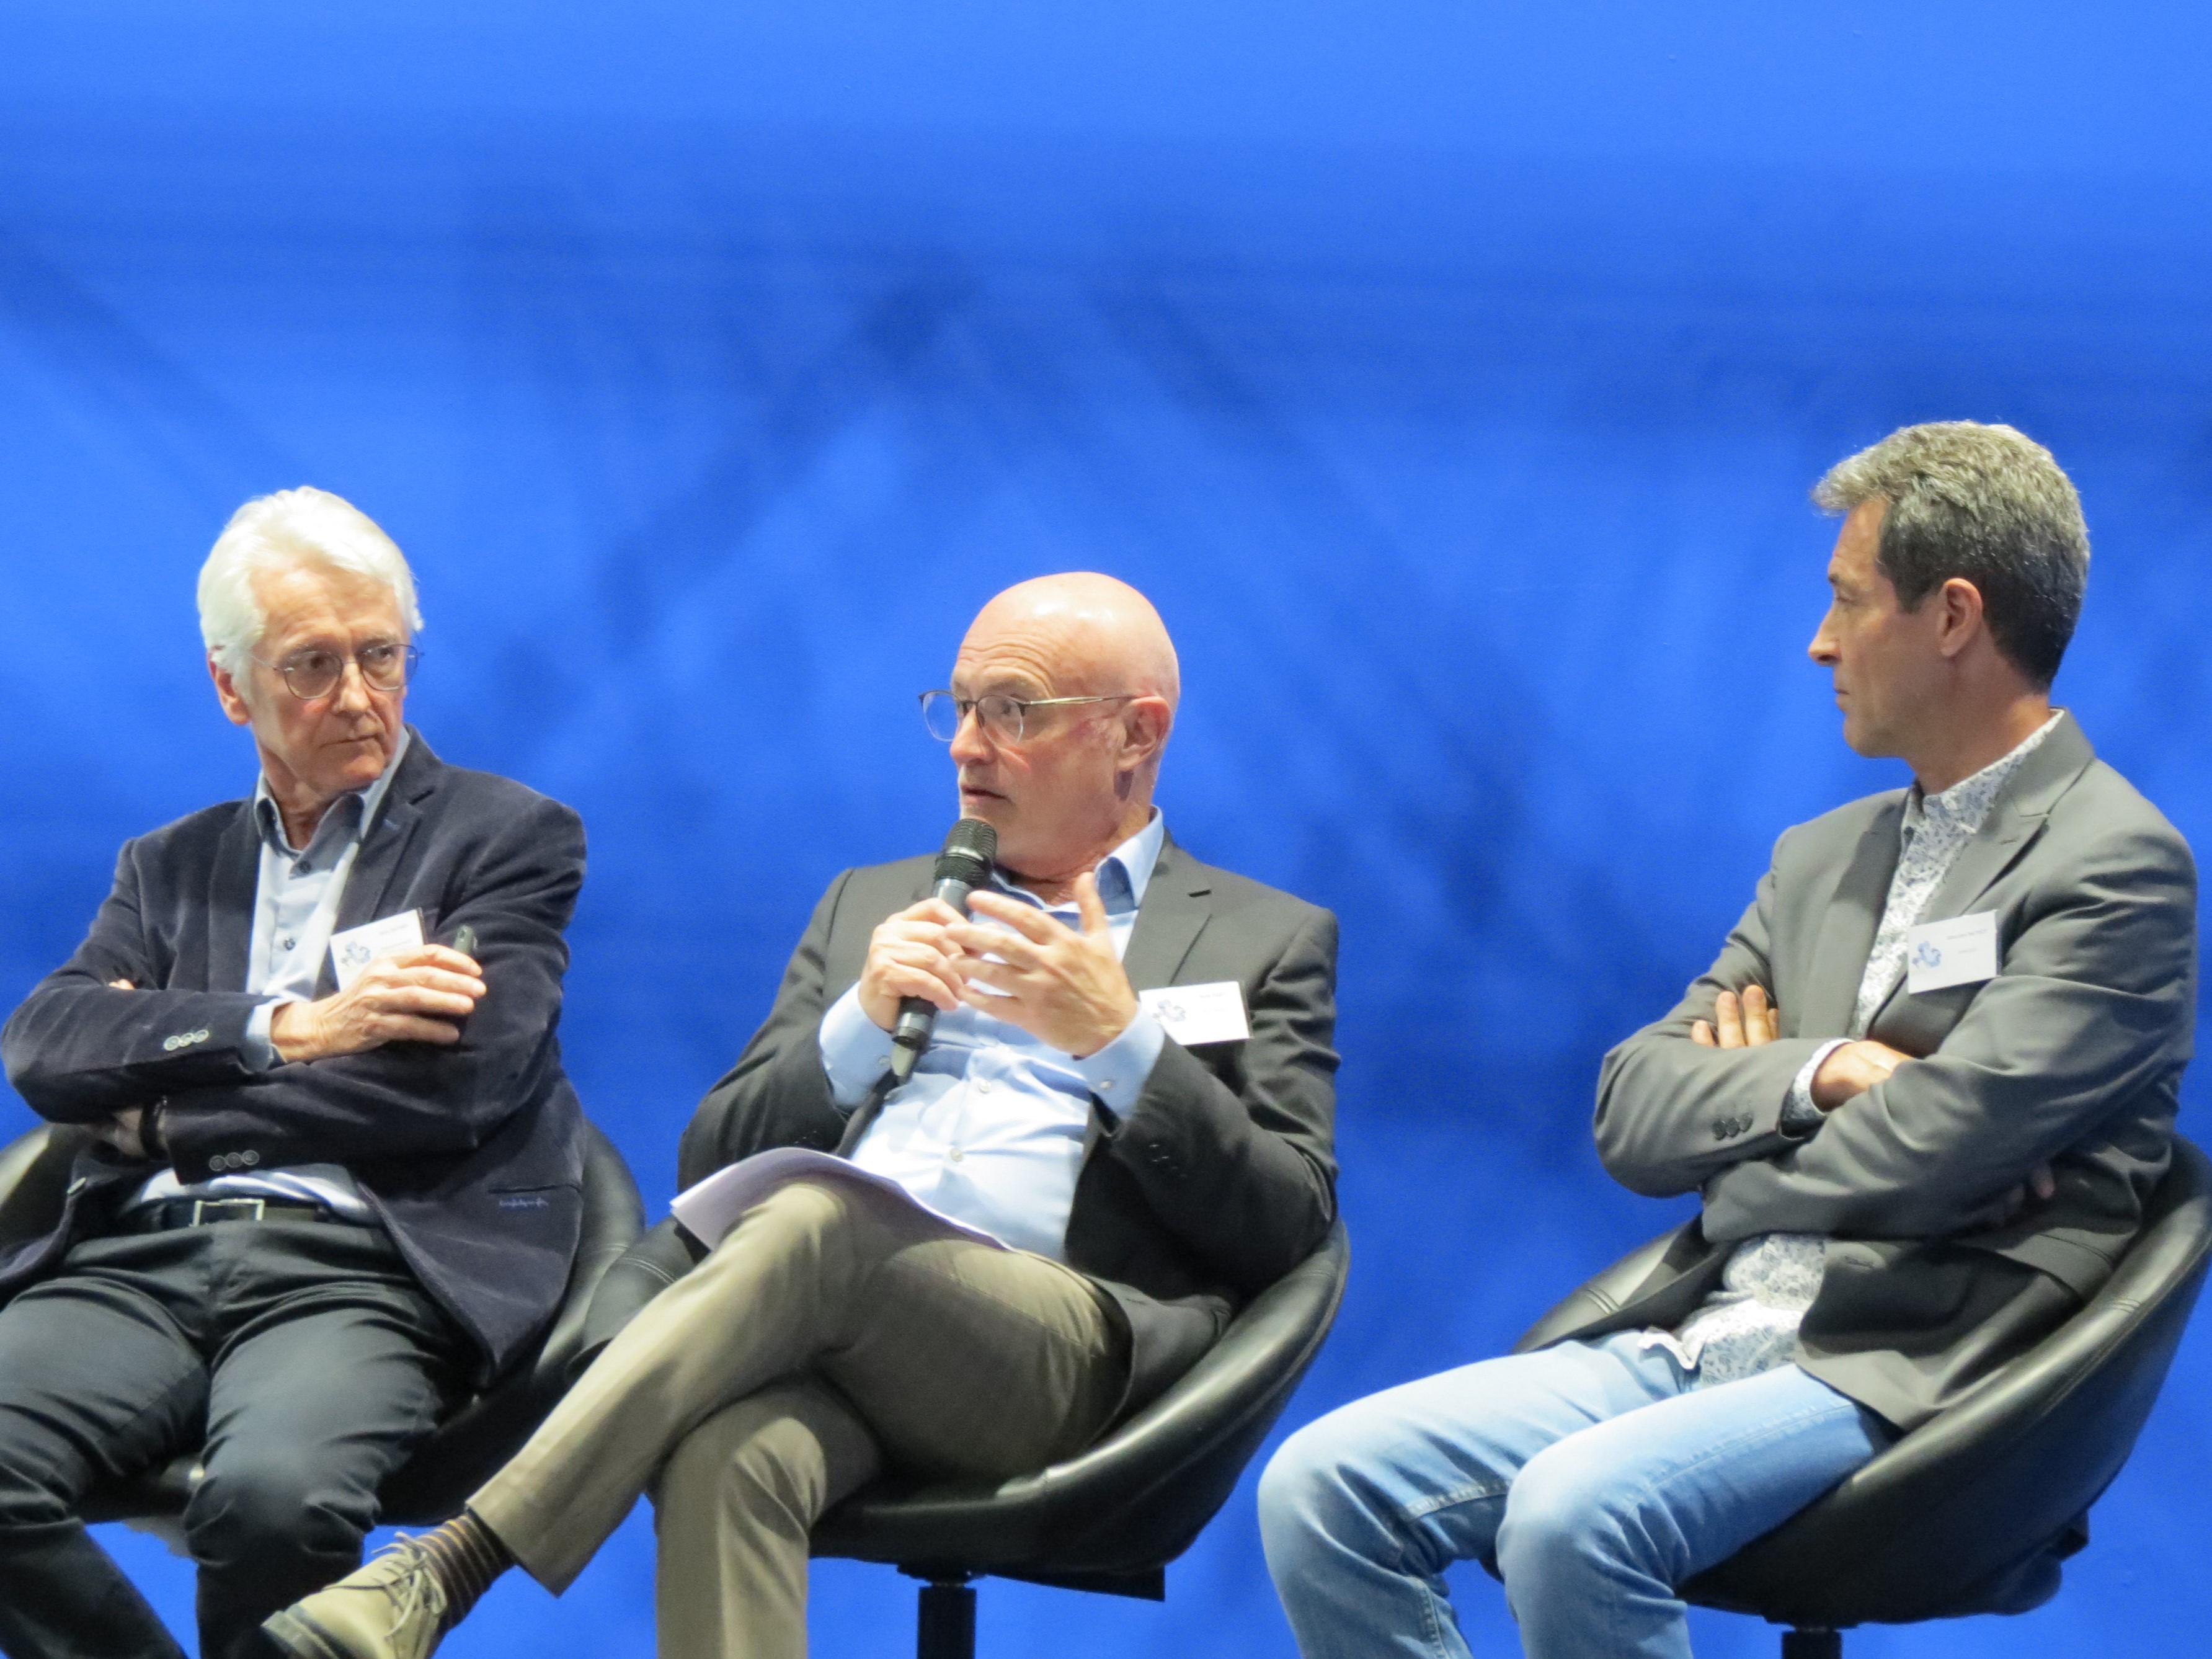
[1573,715,2195,1430]
[677,834,1340,1414]
[0,732,589,1379]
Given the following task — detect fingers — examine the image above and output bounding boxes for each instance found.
[1073,873,1111,941]
[375,1015,466,1046]
[897,897,967,928]
[1690,1020,1715,1046]
[365,960,486,1000]
[391,944,483,977]
[946,920,1042,970]
[963,891,1059,945]
[109,978,135,990]
[1712,991,1745,1048]
[874,949,966,1011]
[2031,1163,2058,1201]
[1741,985,1779,1045]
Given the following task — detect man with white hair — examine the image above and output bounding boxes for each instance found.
[267,572,1340,1659]
[0,487,589,1659]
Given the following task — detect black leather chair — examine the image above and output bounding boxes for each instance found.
[0,1118,645,1539]
[1516,1137,2212,1658]
[803,1219,1351,1659]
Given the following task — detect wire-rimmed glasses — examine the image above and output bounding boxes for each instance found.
[919,690,1138,744]
[253,642,420,701]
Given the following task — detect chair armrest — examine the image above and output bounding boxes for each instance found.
[1513,1219,1700,1354]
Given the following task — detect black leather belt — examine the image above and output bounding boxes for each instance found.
[122,1197,339,1232]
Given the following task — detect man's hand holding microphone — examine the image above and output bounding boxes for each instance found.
[859,819,1140,1074]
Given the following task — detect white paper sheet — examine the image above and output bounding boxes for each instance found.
[668,1146,1010,1252]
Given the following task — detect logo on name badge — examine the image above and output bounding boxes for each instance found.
[1139,982,1251,1046]
[1904,912,1999,995]
[329,910,427,992]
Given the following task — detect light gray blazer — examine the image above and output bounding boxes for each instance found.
[1575,714,2196,1430]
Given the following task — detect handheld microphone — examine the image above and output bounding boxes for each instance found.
[888,817,998,1084]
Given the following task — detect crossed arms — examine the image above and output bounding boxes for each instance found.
[1,794,585,1172]
[1594,817,2196,1243]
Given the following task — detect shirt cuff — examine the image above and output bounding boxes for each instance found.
[1783,1039,1849,1137]
[241,1000,283,1072]
[820,985,899,1110]
[1071,1007,1166,1123]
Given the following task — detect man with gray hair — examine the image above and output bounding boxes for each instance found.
[1260,422,2194,1657]
[0,487,589,1659]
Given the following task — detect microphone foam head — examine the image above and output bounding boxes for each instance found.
[935,816,998,886]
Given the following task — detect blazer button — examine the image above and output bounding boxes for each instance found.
[241,1150,260,1167]
[1710,1119,1729,1141]
[207,1155,224,1172]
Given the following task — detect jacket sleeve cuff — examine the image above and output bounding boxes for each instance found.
[819,984,896,1109]
[1072,1007,1166,1123]
[1782,1039,1848,1137]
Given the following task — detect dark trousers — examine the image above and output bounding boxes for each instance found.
[0,1216,466,1659]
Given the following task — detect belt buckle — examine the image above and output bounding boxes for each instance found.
[190,1198,265,1226]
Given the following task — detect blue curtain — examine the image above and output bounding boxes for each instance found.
[2,6,2207,1654]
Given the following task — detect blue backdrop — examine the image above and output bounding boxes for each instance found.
[2,4,2208,1655]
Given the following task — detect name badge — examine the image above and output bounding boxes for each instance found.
[1904,911,1999,995]
[1140,981,1251,1046]
[330,910,426,991]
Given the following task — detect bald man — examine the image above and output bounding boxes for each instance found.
[267,574,1340,1659]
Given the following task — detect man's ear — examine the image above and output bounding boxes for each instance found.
[1934,577,1987,660]
[208,655,255,727]
[1121,696,1173,765]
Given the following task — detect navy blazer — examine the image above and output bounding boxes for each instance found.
[0,732,587,1379]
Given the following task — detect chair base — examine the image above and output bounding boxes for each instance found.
[1781,1630,1842,1659]
[916,1578,975,1659]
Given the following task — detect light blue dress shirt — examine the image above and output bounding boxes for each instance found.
[127,730,415,1221]
[820,811,1170,1260]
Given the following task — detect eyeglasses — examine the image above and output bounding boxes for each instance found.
[919,690,1139,744]
[252,642,420,701]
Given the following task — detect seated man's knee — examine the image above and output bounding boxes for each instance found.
[0,1425,74,1532]
[1494,1434,1653,1591]
[186,1455,368,1570]
[656,1383,874,1538]
[1258,1405,1400,1565]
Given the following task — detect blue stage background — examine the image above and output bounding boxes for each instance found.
[2,4,2208,1654]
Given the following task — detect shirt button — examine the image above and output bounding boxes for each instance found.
[976,1080,994,1094]
[949,1147,965,1163]
[279,936,296,951]
[1098,1078,1116,1090]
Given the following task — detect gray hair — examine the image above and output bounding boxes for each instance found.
[1813,422,2088,687]
[197,487,424,683]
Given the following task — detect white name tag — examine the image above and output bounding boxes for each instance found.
[330,910,426,991]
[1905,911,2000,995]
[1140,981,1251,1046]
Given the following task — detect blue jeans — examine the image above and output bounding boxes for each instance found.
[1258,1333,1892,1659]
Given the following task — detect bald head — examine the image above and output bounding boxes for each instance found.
[946,573,1179,891]
[962,573,1180,710]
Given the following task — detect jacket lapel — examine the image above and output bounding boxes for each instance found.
[1861,713,2093,1029]
[1797,796,1904,1037]
[1120,837,1214,992]
[200,804,262,992]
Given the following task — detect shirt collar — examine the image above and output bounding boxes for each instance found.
[1903,710,2063,840]
[997,808,1166,917]
[253,726,413,860]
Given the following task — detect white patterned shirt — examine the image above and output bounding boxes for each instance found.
[1645,713,2063,1387]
